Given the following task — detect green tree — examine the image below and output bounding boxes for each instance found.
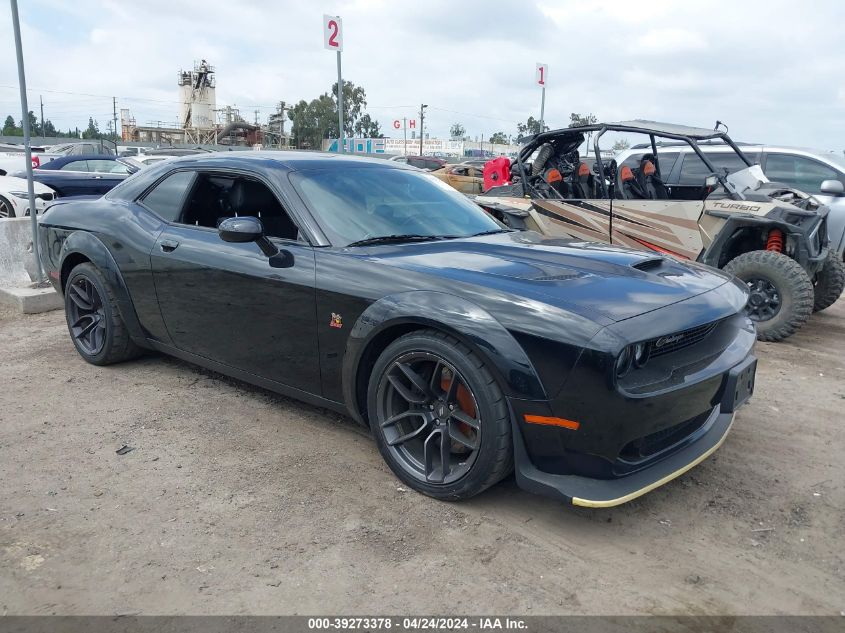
[291,80,384,148]
[450,122,465,139]
[568,112,597,128]
[516,116,547,139]
[612,138,630,152]
[354,113,382,138]
[3,115,21,136]
[82,117,100,139]
[42,119,57,137]
[489,131,508,145]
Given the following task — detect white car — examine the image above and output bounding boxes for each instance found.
[0,175,57,218]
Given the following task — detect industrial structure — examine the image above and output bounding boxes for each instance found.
[120,59,268,147]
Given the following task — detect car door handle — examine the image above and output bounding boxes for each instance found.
[160,239,180,253]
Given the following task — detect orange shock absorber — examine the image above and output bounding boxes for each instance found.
[766,229,784,252]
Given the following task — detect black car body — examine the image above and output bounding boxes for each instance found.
[38,151,757,507]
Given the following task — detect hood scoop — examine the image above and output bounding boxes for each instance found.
[631,256,666,272]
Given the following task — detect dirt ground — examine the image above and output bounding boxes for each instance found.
[0,299,843,616]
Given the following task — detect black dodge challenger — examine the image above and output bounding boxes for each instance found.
[38,151,757,507]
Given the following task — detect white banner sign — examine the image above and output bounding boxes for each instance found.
[536,62,548,87]
[323,15,343,52]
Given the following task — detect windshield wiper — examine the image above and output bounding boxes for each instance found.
[347,234,445,247]
[469,228,514,237]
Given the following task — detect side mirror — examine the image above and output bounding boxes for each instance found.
[820,179,844,196]
[705,175,719,188]
[218,216,263,243]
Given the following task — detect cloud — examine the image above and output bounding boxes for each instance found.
[1,0,844,150]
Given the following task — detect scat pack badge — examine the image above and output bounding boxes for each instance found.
[329,313,343,329]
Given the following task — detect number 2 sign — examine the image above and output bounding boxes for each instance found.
[536,63,548,87]
[323,15,343,52]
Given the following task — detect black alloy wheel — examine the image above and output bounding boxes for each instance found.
[64,263,141,365]
[368,330,513,500]
[376,352,481,485]
[67,274,107,356]
[745,278,781,322]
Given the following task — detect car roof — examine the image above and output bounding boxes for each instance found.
[47,154,122,164]
[161,150,413,172]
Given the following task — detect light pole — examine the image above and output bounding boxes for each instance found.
[9,0,44,282]
[419,104,427,156]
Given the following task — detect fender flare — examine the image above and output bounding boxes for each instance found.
[59,231,146,343]
[341,290,546,424]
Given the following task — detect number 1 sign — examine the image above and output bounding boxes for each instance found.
[536,63,548,87]
[323,15,343,52]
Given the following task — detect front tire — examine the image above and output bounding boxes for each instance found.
[723,250,813,342]
[367,330,513,500]
[812,252,845,312]
[65,263,141,365]
[0,194,14,218]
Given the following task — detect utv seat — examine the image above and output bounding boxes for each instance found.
[568,162,594,198]
[637,157,669,200]
[618,165,647,199]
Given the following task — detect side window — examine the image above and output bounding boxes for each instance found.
[88,159,129,174]
[60,160,90,172]
[140,171,196,222]
[678,152,759,185]
[654,152,678,179]
[451,166,470,177]
[179,174,300,241]
[764,154,841,194]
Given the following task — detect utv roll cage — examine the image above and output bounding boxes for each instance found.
[516,120,756,200]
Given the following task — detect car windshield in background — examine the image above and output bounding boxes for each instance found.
[291,167,504,247]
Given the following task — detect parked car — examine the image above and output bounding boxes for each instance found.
[479,120,837,342]
[30,154,140,174]
[16,154,139,198]
[614,142,845,259]
[431,163,484,194]
[387,155,446,171]
[39,151,757,508]
[0,175,56,218]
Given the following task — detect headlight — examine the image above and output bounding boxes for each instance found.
[617,342,650,378]
[9,191,29,199]
[615,346,632,378]
[632,342,650,368]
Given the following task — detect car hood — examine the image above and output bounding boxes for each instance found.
[367,231,732,323]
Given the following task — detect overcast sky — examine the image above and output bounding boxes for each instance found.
[1,0,844,149]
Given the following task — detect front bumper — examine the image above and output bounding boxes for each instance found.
[509,307,757,507]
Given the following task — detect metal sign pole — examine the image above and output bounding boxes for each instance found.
[403,117,407,155]
[336,51,344,153]
[9,0,44,283]
[539,86,546,132]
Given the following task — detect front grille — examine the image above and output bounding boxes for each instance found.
[648,320,719,358]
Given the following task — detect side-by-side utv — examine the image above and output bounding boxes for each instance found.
[477,120,840,342]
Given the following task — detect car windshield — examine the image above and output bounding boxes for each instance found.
[291,166,504,247]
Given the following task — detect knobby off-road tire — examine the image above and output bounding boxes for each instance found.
[65,263,142,365]
[724,250,814,343]
[367,329,513,500]
[812,251,845,312]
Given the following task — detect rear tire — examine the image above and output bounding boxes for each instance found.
[724,250,813,343]
[367,329,513,500]
[65,263,142,365]
[812,252,845,312]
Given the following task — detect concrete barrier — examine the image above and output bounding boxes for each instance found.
[0,217,39,286]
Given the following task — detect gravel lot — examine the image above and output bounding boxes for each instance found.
[1,300,843,615]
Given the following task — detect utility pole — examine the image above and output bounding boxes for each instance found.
[10,0,44,282]
[112,96,118,144]
[419,104,427,156]
[39,95,44,138]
